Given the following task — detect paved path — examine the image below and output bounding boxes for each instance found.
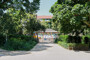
[0,42,90,60]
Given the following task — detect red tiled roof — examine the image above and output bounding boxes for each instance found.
[37,16,53,19]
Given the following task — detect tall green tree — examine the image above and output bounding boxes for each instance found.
[50,0,90,36]
[0,0,41,42]
[0,0,40,13]
[25,13,46,35]
[0,0,40,34]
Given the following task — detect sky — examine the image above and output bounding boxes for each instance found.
[37,0,57,16]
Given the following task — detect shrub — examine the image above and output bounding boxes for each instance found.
[58,41,89,50]
[4,35,37,51]
[59,35,68,42]
[77,36,81,43]
[85,35,90,48]
[9,34,37,42]
[0,34,6,46]
[67,36,81,43]
[84,37,89,44]
[82,36,86,43]
[54,38,61,43]
[56,34,90,50]
[73,44,89,50]
[75,36,81,43]
[67,36,73,43]
[4,38,25,50]
[58,41,69,49]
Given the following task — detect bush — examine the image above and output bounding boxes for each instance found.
[73,44,89,50]
[85,35,90,48]
[58,41,69,49]
[54,38,61,43]
[67,36,73,43]
[74,36,81,43]
[4,38,25,50]
[77,36,81,43]
[0,34,6,46]
[58,41,89,50]
[56,34,90,50]
[67,36,81,43]
[9,34,37,42]
[59,35,68,42]
[2,34,37,51]
[56,35,83,44]
[59,35,81,43]
[4,37,37,51]
[84,37,89,44]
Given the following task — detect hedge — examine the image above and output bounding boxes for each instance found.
[0,34,38,51]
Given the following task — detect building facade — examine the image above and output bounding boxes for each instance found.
[37,16,53,28]
[33,16,58,43]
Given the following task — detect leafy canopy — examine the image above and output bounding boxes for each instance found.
[50,0,90,35]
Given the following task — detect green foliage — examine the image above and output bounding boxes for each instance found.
[0,0,41,51]
[0,8,22,35]
[4,35,37,51]
[25,14,46,34]
[59,35,68,42]
[0,8,45,36]
[9,34,37,43]
[0,0,41,35]
[54,38,59,43]
[58,40,89,50]
[50,0,90,35]
[55,35,90,44]
[0,0,40,13]
[0,34,5,46]
[40,20,51,28]
[58,41,69,49]
[73,43,89,50]
[86,34,90,39]
[82,34,90,44]
[52,0,90,50]
[57,0,89,5]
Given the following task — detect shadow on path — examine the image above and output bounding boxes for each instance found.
[0,49,31,57]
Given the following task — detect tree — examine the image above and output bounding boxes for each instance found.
[0,0,40,13]
[0,0,42,44]
[40,20,51,28]
[25,13,46,35]
[50,0,90,36]
[0,8,22,41]
[57,0,89,5]
[0,0,41,34]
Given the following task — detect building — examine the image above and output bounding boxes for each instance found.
[37,16,53,28]
[38,29,58,43]
[33,16,58,43]
[37,16,53,21]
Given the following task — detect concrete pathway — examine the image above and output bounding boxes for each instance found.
[0,42,90,60]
